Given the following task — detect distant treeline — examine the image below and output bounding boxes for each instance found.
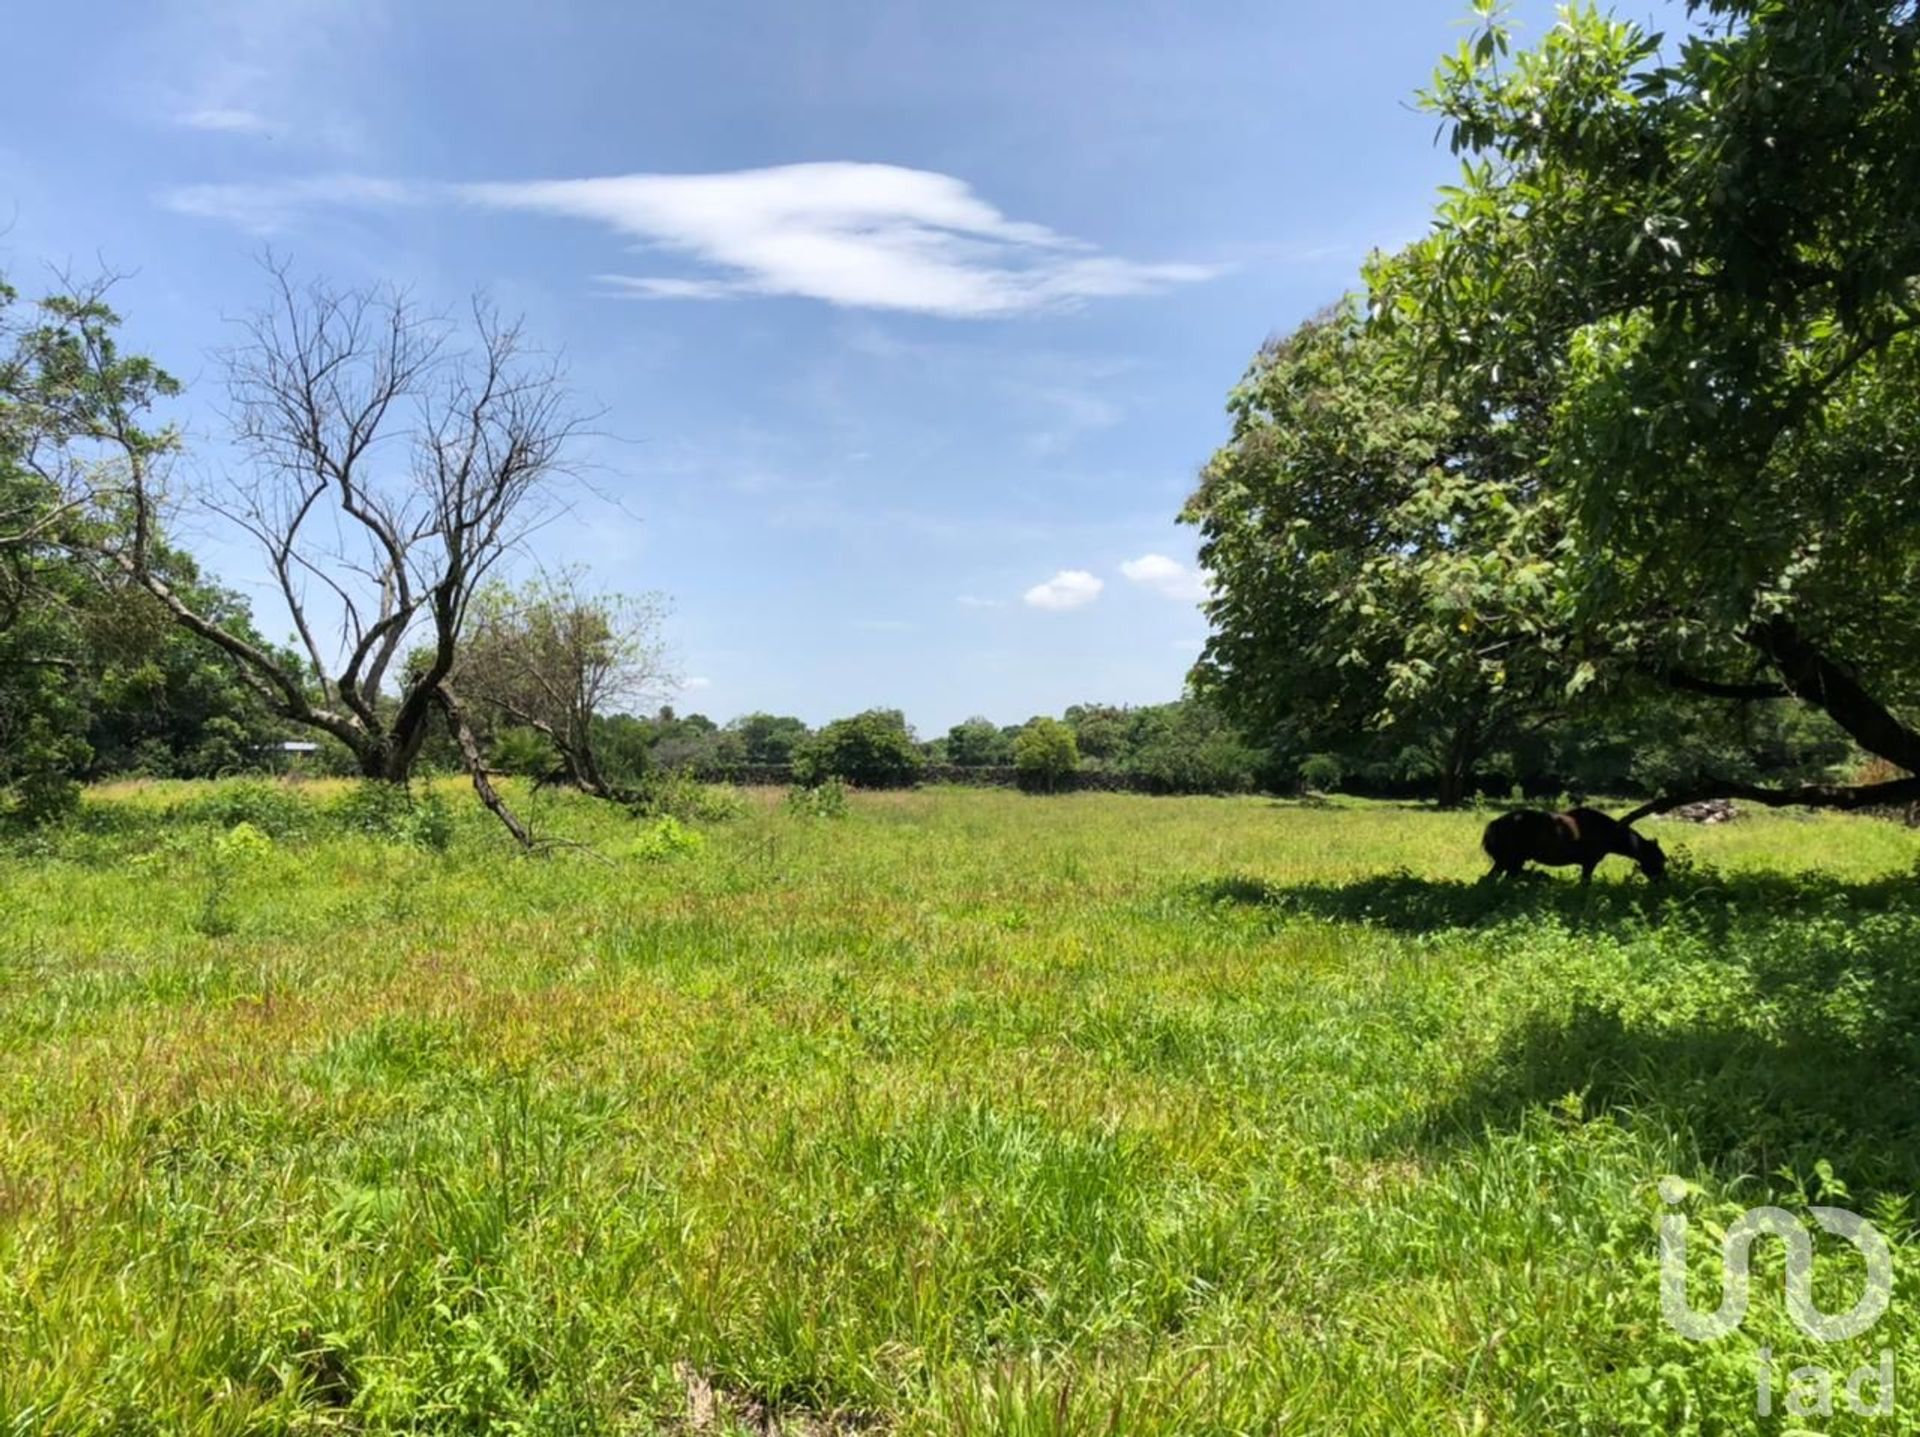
[4,634,1858,803]
[493,692,1856,799]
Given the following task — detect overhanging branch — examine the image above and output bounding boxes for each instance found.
[1622,774,1920,825]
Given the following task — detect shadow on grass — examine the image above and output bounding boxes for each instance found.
[1411,997,1920,1197]
[1192,865,1920,939]
[1197,863,1920,1194]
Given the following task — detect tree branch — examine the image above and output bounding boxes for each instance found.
[436,683,534,849]
[1653,666,1791,701]
[1622,774,1920,825]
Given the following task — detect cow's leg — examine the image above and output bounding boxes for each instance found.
[1580,861,1596,886]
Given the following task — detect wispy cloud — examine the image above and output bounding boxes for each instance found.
[1023,569,1104,611]
[957,594,1006,609]
[147,0,386,153]
[681,675,713,692]
[161,173,415,233]
[176,106,274,135]
[1120,553,1210,603]
[160,162,1218,316]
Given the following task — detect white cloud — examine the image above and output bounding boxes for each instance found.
[681,675,713,692]
[177,106,274,134]
[161,162,1218,316]
[1120,553,1210,603]
[956,594,1006,609]
[1023,570,1104,611]
[161,174,415,233]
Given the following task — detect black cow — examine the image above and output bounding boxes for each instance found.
[1481,807,1667,885]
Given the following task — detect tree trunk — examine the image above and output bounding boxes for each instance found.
[1435,713,1481,809]
[1747,617,1920,773]
[436,686,534,849]
[1623,620,1920,821]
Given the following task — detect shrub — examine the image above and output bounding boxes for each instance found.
[328,783,455,851]
[194,821,275,937]
[793,710,923,788]
[490,726,559,777]
[786,776,849,819]
[179,780,314,839]
[629,770,745,823]
[1014,718,1079,793]
[946,717,1013,767]
[1,723,89,829]
[1119,702,1264,794]
[626,815,706,861]
[1298,753,1344,793]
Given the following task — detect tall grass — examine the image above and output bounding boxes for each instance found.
[1,781,1917,1432]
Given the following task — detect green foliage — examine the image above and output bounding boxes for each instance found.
[193,821,274,937]
[1013,717,1079,792]
[328,783,455,852]
[1360,0,1920,786]
[946,715,1014,767]
[793,709,924,788]
[1187,4,1920,804]
[1119,700,1266,795]
[1,272,286,800]
[1298,753,1344,793]
[489,725,559,778]
[1184,303,1549,804]
[624,814,706,862]
[785,775,849,819]
[178,780,314,839]
[628,768,746,824]
[726,712,812,765]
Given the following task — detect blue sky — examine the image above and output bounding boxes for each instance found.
[1,0,1678,734]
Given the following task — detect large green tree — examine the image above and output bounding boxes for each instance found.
[1185,303,1562,804]
[1,278,285,819]
[1375,0,1920,812]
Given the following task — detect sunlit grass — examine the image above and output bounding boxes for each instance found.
[2,782,1918,1432]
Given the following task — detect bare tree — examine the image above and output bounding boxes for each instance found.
[71,261,586,844]
[457,570,672,800]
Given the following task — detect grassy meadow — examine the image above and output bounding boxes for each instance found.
[3,780,1920,1433]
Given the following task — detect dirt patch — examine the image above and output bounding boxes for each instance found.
[669,1363,887,1436]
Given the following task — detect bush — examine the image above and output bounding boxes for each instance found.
[1014,718,1079,793]
[1298,753,1344,793]
[6,770,82,829]
[178,780,314,838]
[1,723,89,829]
[194,821,275,937]
[793,710,923,788]
[1117,701,1264,794]
[786,776,849,819]
[491,726,559,777]
[328,783,455,851]
[626,815,706,861]
[629,770,745,823]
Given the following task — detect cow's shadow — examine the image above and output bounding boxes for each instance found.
[1194,864,1920,1197]
[1192,866,1920,941]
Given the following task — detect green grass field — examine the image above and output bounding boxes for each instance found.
[4,781,1920,1433]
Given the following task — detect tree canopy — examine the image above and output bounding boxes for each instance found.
[1194,0,1920,812]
